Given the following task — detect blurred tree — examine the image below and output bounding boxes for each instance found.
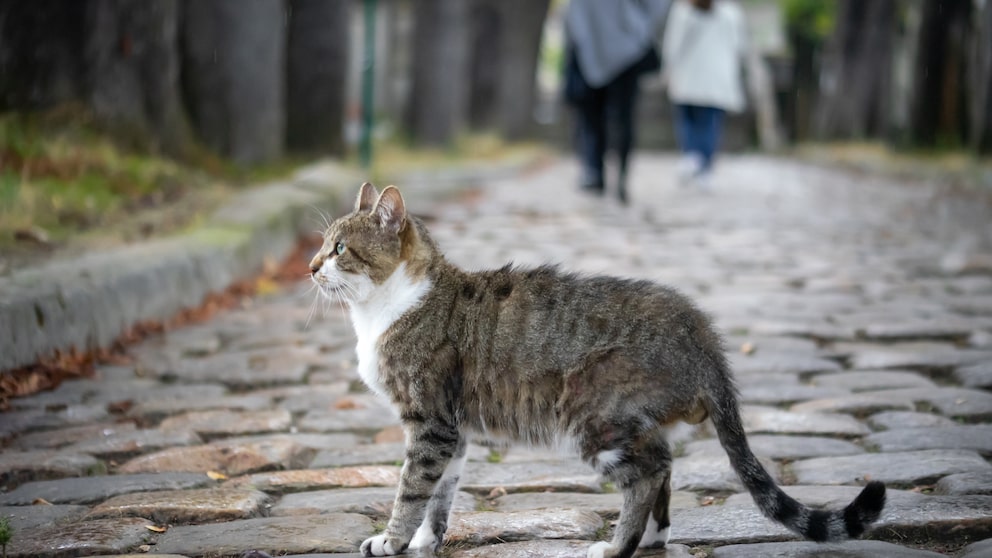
[181,0,286,165]
[467,0,502,130]
[286,0,350,156]
[0,0,189,155]
[780,0,835,141]
[970,0,992,153]
[495,0,551,140]
[406,0,470,146]
[465,0,550,140]
[906,0,972,148]
[0,1,86,110]
[86,0,190,156]
[812,0,896,140]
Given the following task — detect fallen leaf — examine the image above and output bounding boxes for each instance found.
[255,277,280,296]
[138,544,152,552]
[700,496,716,506]
[14,226,51,245]
[32,498,53,505]
[207,470,228,480]
[145,525,168,533]
[334,397,363,410]
[487,486,508,499]
[107,399,134,414]
[740,342,756,355]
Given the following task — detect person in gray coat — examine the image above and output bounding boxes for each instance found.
[564,0,669,204]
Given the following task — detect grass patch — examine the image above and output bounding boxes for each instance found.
[0,108,232,270]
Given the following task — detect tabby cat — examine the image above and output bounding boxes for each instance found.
[308,183,886,558]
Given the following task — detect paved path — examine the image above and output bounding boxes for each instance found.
[2,154,992,558]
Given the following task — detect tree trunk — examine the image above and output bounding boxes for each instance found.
[495,0,550,140]
[181,0,286,165]
[813,0,896,140]
[406,0,470,146]
[286,0,350,156]
[467,0,502,130]
[85,0,190,156]
[907,0,972,147]
[786,32,819,142]
[969,0,992,153]
[0,1,86,110]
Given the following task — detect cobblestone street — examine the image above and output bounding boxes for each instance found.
[2,154,991,557]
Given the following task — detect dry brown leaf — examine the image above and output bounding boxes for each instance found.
[207,470,228,480]
[254,277,280,296]
[334,397,363,410]
[145,525,168,533]
[32,498,53,505]
[14,226,52,245]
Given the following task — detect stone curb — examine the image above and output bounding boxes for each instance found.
[0,160,358,371]
[0,154,538,372]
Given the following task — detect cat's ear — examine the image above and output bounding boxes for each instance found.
[355,182,379,212]
[372,186,406,233]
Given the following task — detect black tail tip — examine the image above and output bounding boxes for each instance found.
[843,481,887,538]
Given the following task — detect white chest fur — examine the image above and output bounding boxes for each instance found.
[348,263,432,396]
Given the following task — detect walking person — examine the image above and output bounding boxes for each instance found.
[662,0,748,190]
[564,0,669,205]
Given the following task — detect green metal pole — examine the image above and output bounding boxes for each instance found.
[360,0,377,169]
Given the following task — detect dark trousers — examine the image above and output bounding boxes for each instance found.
[674,104,726,172]
[570,59,641,191]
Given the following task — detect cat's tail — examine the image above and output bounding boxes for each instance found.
[705,378,886,542]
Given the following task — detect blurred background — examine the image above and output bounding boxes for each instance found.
[1,0,990,270]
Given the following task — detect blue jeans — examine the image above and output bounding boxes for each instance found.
[674,104,726,172]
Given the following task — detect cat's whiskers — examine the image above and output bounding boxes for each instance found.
[307,204,333,232]
[303,280,322,329]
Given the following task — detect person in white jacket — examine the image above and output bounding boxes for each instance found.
[564,0,669,204]
[662,0,747,187]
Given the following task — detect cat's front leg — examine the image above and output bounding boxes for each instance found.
[409,438,468,551]
[360,420,463,557]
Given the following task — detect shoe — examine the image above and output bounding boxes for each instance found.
[694,171,714,192]
[579,180,605,196]
[677,153,702,185]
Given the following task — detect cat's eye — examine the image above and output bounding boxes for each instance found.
[334,241,346,256]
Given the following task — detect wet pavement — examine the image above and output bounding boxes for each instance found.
[2,154,991,557]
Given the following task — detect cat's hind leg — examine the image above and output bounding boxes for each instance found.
[409,439,468,551]
[638,469,672,548]
[588,475,665,558]
[586,434,671,558]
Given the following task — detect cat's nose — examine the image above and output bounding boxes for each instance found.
[310,262,320,274]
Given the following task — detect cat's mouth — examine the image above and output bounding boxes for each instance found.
[311,274,354,303]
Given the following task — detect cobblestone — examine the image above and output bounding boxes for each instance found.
[2,155,991,556]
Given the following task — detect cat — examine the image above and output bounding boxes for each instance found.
[308,183,886,558]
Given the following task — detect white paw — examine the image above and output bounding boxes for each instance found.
[587,541,615,558]
[360,534,399,556]
[408,521,438,550]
